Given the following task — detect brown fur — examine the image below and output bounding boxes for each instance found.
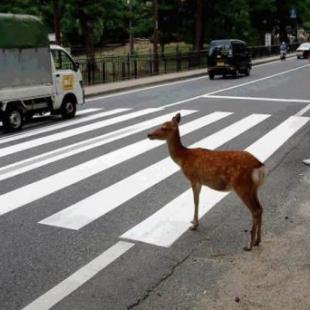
[147,113,266,251]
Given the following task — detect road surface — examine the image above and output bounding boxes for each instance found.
[0,57,309,309]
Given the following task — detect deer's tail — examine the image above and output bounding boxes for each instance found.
[252,165,267,187]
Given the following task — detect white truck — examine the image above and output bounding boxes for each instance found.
[0,13,85,131]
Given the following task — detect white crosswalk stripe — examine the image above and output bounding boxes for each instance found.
[39,113,270,230]
[0,109,197,181]
[121,115,309,247]
[0,108,161,158]
[0,108,118,145]
[0,109,197,216]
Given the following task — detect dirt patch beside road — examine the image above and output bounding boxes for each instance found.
[196,176,310,310]
[196,229,310,309]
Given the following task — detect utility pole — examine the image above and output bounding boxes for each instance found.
[152,0,159,74]
[52,0,61,44]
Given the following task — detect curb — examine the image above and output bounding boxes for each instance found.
[85,54,295,99]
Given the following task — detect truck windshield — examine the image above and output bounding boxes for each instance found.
[51,49,76,71]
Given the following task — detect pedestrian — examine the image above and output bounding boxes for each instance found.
[302,53,310,165]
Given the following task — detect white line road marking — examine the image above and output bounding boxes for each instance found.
[204,64,309,97]
[295,104,310,116]
[160,63,310,109]
[121,115,309,247]
[0,108,161,158]
[40,113,269,230]
[203,95,310,104]
[21,241,134,310]
[0,110,200,216]
[0,108,124,145]
[86,75,208,102]
[0,110,192,181]
[85,58,298,103]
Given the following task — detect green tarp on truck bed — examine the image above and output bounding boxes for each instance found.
[0,13,49,48]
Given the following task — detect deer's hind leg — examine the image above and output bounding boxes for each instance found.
[234,184,263,251]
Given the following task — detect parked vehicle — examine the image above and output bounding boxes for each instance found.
[0,13,84,131]
[296,42,310,59]
[207,39,252,80]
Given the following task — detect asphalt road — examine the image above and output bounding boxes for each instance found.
[0,57,309,310]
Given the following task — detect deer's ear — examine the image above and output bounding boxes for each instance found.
[172,113,181,125]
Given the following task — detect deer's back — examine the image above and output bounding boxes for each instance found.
[180,148,264,191]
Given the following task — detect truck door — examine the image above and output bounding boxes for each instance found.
[51,48,84,111]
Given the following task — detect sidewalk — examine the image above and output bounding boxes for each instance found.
[85,54,295,98]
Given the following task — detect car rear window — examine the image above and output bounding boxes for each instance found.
[209,41,231,56]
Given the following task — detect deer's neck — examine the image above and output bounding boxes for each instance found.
[167,129,187,166]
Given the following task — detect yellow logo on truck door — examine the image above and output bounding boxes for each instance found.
[62,75,74,90]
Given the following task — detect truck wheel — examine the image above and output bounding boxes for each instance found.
[209,72,215,80]
[61,98,76,119]
[2,107,24,131]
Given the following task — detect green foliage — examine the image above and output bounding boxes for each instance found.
[1,0,309,52]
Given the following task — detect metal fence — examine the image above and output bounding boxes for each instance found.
[75,43,300,85]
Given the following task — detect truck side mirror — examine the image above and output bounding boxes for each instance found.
[74,62,80,71]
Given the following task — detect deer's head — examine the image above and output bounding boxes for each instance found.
[147,113,181,140]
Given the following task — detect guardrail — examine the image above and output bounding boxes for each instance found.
[74,43,300,85]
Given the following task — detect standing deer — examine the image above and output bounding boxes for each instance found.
[147,113,266,251]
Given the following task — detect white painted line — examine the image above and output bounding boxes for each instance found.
[160,64,310,109]
[204,64,309,96]
[0,108,161,158]
[22,241,134,310]
[0,108,124,145]
[253,56,295,68]
[40,113,269,230]
[85,57,297,103]
[121,115,309,247]
[203,95,310,104]
[295,104,310,116]
[0,110,191,181]
[86,75,208,102]
[0,110,198,216]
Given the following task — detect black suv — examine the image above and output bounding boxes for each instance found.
[207,39,252,79]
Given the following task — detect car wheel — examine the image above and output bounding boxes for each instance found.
[209,73,215,80]
[243,67,250,76]
[2,107,24,131]
[232,70,238,78]
[61,97,77,119]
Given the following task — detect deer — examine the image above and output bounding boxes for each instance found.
[147,113,266,251]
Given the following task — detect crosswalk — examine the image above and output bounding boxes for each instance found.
[1,106,309,309]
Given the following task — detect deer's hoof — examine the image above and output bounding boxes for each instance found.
[190,221,199,231]
[243,246,252,252]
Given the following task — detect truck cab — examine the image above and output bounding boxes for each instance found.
[0,13,85,131]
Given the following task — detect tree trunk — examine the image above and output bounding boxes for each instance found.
[194,0,203,51]
[78,8,95,60]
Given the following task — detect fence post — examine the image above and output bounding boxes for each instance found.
[134,58,138,78]
[87,61,91,85]
[177,52,181,72]
[127,53,130,79]
[101,62,106,83]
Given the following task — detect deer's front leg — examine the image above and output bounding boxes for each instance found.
[190,183,202,231]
